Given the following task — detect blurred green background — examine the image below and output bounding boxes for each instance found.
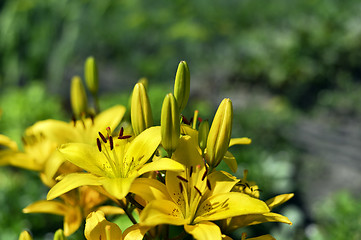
[1,0,361,239]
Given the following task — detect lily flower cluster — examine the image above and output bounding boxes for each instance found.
[1,58,293,240]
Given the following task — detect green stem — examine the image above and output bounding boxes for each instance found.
[116,199,138,225]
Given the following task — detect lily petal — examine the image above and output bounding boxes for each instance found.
[138,157,185,176]
[85,210,122,240]
[91,105,126,140]
[229,138,251,146]
[99,175,137,200]
[0,134,18,150]
[195,192,269,223]
[203,170,238,199]
[184,221,222,240]
[225,212,292,232]
[23,200,67,215]
[266,193,294,210]
[222,151,238,173]
[172,135,203,167]
[123,223,151,240]
[47,173,102,200]
[58,143,106,177]
[130,178,172,202]
[125,126,161,168]
[140,199,187,226]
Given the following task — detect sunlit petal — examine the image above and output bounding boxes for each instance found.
[123,223,151,240]
[91,105,126,140]
[47,173,102,200]
[140,199,187,226]
[229,138,251,146]
[222,151,238,173]
[138,157,185,176]
[265,193,294,210]
[125,126,161,168]
[195,192,269,222]
[58,143,107,177]
[99,175,137,200]
[130,178,172,202]
[23,200,67,215]
[184,221,222,240]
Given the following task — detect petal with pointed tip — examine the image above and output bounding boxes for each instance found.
[222,151,238,173]
[266,193,294,210]
[92,105,126,139]
[194,192,269,223]
[47,173,102,200]
[229,138,251,146]
[125,126,161,168]
[225,212,292,232]
[23,200,67,215]
[138,157,185,176]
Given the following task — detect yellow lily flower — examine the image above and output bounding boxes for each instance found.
[85,210,122,240]
[132,136,270,240]
[0,105,126,175]
[24,186,123,236]
[220,172,293,233]
[47,126,184,200]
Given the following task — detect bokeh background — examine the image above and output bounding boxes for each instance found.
[1,0,361,239]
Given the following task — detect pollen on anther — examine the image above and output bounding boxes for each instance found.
[98,132,107,143]
[177,175,189,183]
[96,138,102,152]
[109,136,114,150]
[194,186,202,196]
[202,168,208,181]
[179,182,183,193]
[207,179,212,191]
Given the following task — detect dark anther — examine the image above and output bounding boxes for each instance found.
[109,136,114,150]
[118,127,132,139]
[71,115,77,127]
[96,138,102,152]
[245,183,250,188]
[197,117,203,123]
[207,179,212,191]
[98,132,107,143]
[202,168,208,181]
[179,182,183,193]
[190,166,193,178]
[194,186,202,196]
[182,115,190,125]
[119,127,124,137]
[177,175,189,183]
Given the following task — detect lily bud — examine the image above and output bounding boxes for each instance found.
[53,229,67,240]
[174,61,190,113]
[131,83,153,135]
[138,77,148,90]
[84,211,122,240]
[19,231,32,240]
[206,98,233,168]
[161,93,180,156]
[198,119,209,152]
[84,56,99,95]
[70,76,88,118]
